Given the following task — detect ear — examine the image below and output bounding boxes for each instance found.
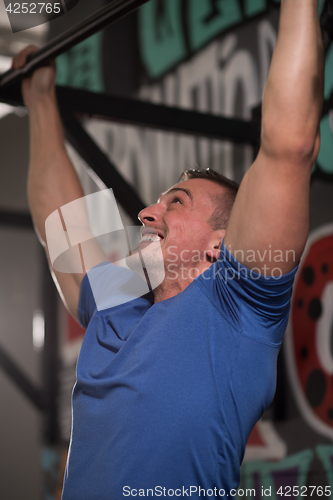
[205,229,226,262]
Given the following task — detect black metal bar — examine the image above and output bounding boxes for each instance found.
[0,0,151,90]
[57,87,261,145]
[60,109,145,221]
[42,252,60,444]
[0,210,33,229]
[0,343,44,411]
[0,84,261,145]
[0,82,22,105]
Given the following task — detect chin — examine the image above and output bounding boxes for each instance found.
[125,250,145,276]
[126,246,166,290]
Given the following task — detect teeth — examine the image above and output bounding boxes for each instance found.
[140,233,161,242]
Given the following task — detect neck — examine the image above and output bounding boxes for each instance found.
[153,279,188,303]
[152,261,211,303]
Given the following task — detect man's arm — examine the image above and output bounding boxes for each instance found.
[13,46,107,319]
[224,0,324,275]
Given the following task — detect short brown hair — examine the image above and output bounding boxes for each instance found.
[178,168,239,230]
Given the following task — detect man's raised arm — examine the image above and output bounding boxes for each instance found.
[224,0,324,275]
[13,46,107,319]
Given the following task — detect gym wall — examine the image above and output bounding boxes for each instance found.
[0,0,333,498]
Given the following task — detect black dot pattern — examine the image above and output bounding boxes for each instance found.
[306,370,326,408]
[303,266,315,286]
[308,298,322,320]
[322,263,329,274]
[297,299,304,309]
[328,408,333,420]
[301,347,308,359]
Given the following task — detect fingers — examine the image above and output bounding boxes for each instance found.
[11,45,39,70]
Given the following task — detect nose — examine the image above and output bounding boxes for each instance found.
[138,203,162,225]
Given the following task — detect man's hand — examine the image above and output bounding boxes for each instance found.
[11,45,57,108]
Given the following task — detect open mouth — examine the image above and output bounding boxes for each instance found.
[140,233,163,242]
[139,228,165,243]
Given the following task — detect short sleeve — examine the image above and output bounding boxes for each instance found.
[196,239,299,344]
[78,272,97,329]
[78,261,151,328]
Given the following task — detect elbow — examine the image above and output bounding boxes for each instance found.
[261,122,321,164]
[288,131,320,162]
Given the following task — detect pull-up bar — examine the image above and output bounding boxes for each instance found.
[0,0,261,148]
[0,0,150,89]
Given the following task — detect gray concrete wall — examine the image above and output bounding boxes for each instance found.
[0,112,43,500]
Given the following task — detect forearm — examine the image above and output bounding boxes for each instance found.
[27,91,84,244]
[262,0,324,159]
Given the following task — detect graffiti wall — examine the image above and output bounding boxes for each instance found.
[55,0,333,496]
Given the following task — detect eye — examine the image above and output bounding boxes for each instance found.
[171,197,182,204]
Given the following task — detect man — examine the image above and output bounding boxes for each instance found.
[13,0,324,498]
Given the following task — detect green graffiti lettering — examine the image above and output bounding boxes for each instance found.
[317,44,333,174]
[138,0,186,79]
[188,0,243,52]
[241,450,314,500]
[56,53,69,87]
[56,33,104,92]
[318,0,326,16]
[324,45,333,100]
[244,0,267,18]
[316,446,333,500]
[138,0,275,79]
[317,115,333,174]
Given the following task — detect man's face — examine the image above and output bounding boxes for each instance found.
[129,178,226,285]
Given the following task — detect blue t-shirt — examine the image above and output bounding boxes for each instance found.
[62,242,297,500]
